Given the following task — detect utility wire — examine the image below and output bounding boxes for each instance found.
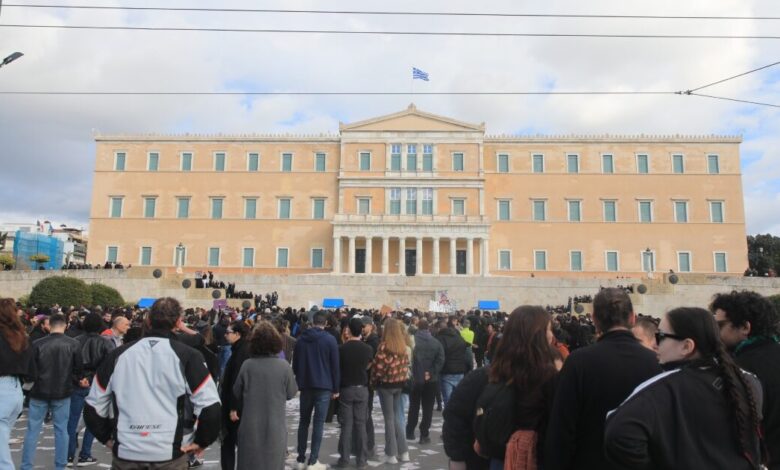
[3,23,780,39]
[0,91,676,96]
[683,60,780,93]
[687,93,780,108]
[3,4,780,20]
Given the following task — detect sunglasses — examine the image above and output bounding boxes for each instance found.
[655,331,687,343]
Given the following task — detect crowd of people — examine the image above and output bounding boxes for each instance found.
[60,261,129,270]
[0,287,778,470]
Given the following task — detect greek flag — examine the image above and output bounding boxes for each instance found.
[412,67,430,81]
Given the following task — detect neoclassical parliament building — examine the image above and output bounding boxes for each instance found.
[88,105,747,277]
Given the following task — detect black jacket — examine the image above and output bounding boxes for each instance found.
[441,367,489,470]
[76,333,115,383]
[544,329,662,470]
[29,333,84,400]
[735,338,780,470]
[0,334,33,379]
[605,363,763,470]
[220,339,251,419]
[437,327,469,375]
[412,330,445,384]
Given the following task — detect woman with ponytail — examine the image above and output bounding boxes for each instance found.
[605,307,765,469]
[0,298,33,468]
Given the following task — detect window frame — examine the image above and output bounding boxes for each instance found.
[497,199,511,221]
[314,152,326,172]
[602,199,617,222]
[242,247,255,268]
[498,249,512,270]
[452,152,465,172]
[359,151,372,171]
[601,154,614,174]
[421,188,434,215]
[532,199,547,222]
[451,198,466,216]
[533,250,547,271]
[247,152,260,172]
[532,154,545,173]
[278,198,292,219]
[143,196,157,219]
[357,197,371,215]
[677,251,692,272]
[281,152,293,172]
[114,152,126,171]
[244,197,258,220]
[497,153,510,173]
[674,200,689,223]
[109,196,124,218]
[713,252,728,273]
[671,153,685,174]
[210,197,224,220]
[405,188,418,215]
[180,152,193,172]
[276,247,290,268]
[312,198,326,220]
[147,151,160,172]
[311,248,325,269]
[605,250,620,272]
[567,154,580,173]
[106,246,119,263]
[636,153,649,174]
[709,200,725,223]
[707,154,720,174]
[207,246,221,267]
[638,200,654,223]
[176,196,190,219]
[139,246,152,266]
[567,199,582,222]
[389,188,402,215]
[641,250,656,272]
[570,250,583,272]
[213,152,227,172]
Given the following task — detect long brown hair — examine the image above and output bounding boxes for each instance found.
[380,318,408,356]
[489,306,557,390]
[0,298,28,353]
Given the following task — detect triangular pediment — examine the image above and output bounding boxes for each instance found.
[340,104,485,133]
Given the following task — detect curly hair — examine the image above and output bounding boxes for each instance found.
[248,321,283,356]
[710,290,780,337]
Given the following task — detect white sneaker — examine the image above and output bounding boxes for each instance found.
[307,461,328,470]
[295,463,308,470]
[400,452,410,462]
[383,455,399,464]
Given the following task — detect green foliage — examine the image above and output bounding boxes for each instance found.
[0,253,14,270]
[89,283,125,308]
[29,254,50,264]
[17,294,30,307]
[29,276,91,307]
[747,234,780,276]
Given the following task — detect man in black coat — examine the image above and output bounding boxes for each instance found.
[441,367,489,470]
[713,290,780,470]
[436,317,469,407]
[220,321,251,470]
[544,288,662,470]
[406,320,445,443]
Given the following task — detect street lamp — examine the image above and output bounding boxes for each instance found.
[0,52,24,69]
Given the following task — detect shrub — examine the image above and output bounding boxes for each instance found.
[29,276,91,307]
[770,294,780,316]
[89,283,125,308]
[0,253,14,270]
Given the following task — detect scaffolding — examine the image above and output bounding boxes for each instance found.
[12,231,64,270]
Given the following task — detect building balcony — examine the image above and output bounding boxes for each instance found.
[332,213,488,225]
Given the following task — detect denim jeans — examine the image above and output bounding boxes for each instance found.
[22,397,71,470]
[217,345,232,380]
[377,387,408,458]
[297,389,331,465]
[440,374,464,407]
[0,376,24,469]
[396,392,408,435]
[67,387,94,459]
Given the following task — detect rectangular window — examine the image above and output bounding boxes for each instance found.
[606,251,619,272]
[642,251,655,272]
[358,198,371,215]
[534,251,547,271]
[312,198,325,219]
[708,154,720,174]
[214,152,226,172]
[568,200,581,222]
[107,246,118,263]
[244,198,257,219]
[714,252,728,273]
[499,250,511,270]
[406,188,417,215]
[282,153,293,172]
[277,248,289,268]
[533,200,546,221]
[674,201,688,223]
[532,154,545,173]
[148,152,159,171]
[570,251,583,271]
[211,198,223,219]
[247,153,259,172]
[114,152,126,171]
[678,252,691,272]
[710,201,724,223]
[278,198,291,219]
[602,154,614,174]
[497,154,509,173]
[603,200,617,222]
[421,188,434,215]
[181,152,193,171]
[423,144,433,171]
[567,154,579,173]
[243,248,254,268]
[637,154,649,174]
[143,197,156,218]
[177,197,190,219]
[174,246,187,267]
[315,153,326,172]
[672,154,684,174]
[407,144,417,171]
[311,248,324,268]
[639,201,653,223]
[360,152,371,171]
[498,200,510,221]
[452,199,465,216]
[453,153,464,171]
[110,197,123,218]
[391,144,402,171]
[208,247,220,267]
[140,246,152,266]
[389,188,401,215]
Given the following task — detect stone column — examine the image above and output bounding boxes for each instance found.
[399,237,406,275]
[382,237,389,274]
[365,236,373,274]
[466,237,474,275]
[416,237,424,275]
[449,238,457,275]
[348,236,356,274]
[432,237,440,275]
[333,236,341,274]
[481,238,489,276]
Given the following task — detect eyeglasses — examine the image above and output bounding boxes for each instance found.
[655,331,687,343]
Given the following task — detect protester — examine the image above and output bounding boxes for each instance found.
[104,315,130,348]
[231,322,298,470]
[0,298,33,469]
[29,314,50,342]
[632,316,659,352]
[220,320,251,470]
[437,317,470,406]
[22,313,84,470]
[605,307,765,469]
[406,319,444,444]
[371,318,411,464]
[544,288,662,470]
[361,316,380,457]
[442,367,490,470]
[711,290,780,469]
[292,311,340,470]
[84,297,221,469]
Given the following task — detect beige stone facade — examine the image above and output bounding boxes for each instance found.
[88,105,747,277]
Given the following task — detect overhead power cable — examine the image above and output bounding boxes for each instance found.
[3,23,780,39]
[683,60,780,93]
[3,4,780,20]
[686,93,780,108]
[0,91,675,96]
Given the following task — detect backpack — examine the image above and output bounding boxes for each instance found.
[473,381,517,459]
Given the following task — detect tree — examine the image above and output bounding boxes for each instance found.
[89,283,125,308]
[29,276,91,307]
[29,253,50,269]
[747,234,780,276]
[0,253,14,270]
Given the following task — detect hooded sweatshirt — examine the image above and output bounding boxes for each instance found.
[292,327,340,392]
